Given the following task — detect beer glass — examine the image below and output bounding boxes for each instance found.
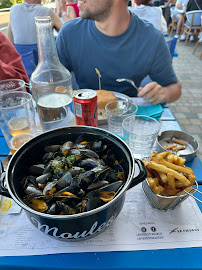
[0,91,36,154]
[0,79,26,92]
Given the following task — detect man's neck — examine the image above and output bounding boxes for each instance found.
[24,0,41,4]
[94,6,131,36]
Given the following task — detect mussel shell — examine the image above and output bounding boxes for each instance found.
[61,141,74,156]
[74,134,86,145]
[79,158,100,170]
[27,198,48,213]
[46,202,57,215]
[96,181,124,194]
[98,191,116,202]
[69,166,85,177]
[43,164,52,174]
[91,140,102,152]
[21,175,37,189]
[71,176,81,187]
[79,149,99,159]
[84,197,103,212]
[29,164,45,176]
[55,186,83,198]
[79,171,96,184]
[56,171,72,190]
[56,201,77,215]
[43,180,57,195]
[24,184,43,196]
[43,152,54,163]
[44,145,61,153]
[108,171,122,183]
[53,152,65,159]
[36,172,52,184]
[87,180,109,190]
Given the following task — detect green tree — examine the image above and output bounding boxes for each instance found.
[0,0,13,8]
[10,0,23,4]
[0,0,23,9]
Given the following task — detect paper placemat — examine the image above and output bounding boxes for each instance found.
[0,184,202,257]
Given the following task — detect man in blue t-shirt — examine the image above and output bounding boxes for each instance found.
[56,0,181,105]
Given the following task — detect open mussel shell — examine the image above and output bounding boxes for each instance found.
[27,198,48,213]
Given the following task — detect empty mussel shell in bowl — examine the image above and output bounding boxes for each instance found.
[156,130,199,162]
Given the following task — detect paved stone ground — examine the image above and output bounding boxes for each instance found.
[166,35,202,162]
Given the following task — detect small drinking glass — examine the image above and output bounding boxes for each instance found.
[0,91,37,154]
[122,115,161,158]
[0,79,26,92]
[105,100,138,138]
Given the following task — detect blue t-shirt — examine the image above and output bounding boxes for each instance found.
[56,13,178,97]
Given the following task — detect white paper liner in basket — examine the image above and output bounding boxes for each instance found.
[141,156,202,211]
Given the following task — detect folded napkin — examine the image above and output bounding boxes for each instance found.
[136,104,164,120]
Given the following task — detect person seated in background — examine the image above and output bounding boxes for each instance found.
[173,0,188,38]
[159,0,176,26]
[56,0,79,22]
[0,32,29,84]
[8,0,62,44]
[186,0,202,11]
[130,0,167,34]
[56,0,181,105]
[180,0,202,41]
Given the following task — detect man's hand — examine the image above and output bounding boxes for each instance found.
[137,82,166,105]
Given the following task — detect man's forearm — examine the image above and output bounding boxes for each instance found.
[163,81,181,103]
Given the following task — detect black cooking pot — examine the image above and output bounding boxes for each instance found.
[5,126,146,241]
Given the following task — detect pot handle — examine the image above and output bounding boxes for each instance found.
[128,159,147,190]
[0,160,11,198]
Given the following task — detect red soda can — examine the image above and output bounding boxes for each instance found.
[73,89,98,127]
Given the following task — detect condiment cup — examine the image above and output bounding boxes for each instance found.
[0,91,37,154]
[122,115,160,158]
[105,100,138,138]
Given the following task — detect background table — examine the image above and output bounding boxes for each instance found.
[0,106,202,270]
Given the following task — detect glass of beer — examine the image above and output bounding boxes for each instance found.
[0,79,26,92]
[0,91,37,154]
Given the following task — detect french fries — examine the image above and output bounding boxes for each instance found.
[142,152,196,197]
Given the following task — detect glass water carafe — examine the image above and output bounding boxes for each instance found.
[31,16,74,132]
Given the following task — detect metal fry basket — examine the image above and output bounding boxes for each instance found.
[142,179,201,211]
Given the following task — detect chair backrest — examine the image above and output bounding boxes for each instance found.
[186,10,202,26]
[166,36,178,58]
[14,44,38,79]
[170,6,178,22]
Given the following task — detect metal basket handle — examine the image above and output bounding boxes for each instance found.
[183,186,202,204]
